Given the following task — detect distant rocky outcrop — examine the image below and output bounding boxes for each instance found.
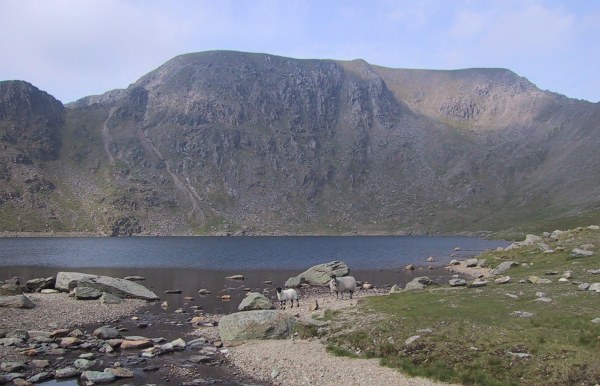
[2,52,600,235]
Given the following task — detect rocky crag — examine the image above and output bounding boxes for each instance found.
[1,51,599,236]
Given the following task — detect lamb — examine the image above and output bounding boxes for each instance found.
[275,287,299,309]
[329,274,357,299]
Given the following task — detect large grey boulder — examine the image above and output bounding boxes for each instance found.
[0,283,22,296]
[238,292,274,311]
[55,272,159,301]
[218,310,295,341]
[490,261,519,275]
[0,295,35,309]
[284,261,349,287]
[405,277,436,290]
[24,277,55,293]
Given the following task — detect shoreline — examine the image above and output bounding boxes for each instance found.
[0,230,498,238]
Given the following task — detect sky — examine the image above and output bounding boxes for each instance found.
[1,0,599,104]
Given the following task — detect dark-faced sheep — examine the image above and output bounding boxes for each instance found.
[329,274,357,299]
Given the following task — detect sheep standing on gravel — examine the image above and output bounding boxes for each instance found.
[329,274,357,299]
[275,287,299,309]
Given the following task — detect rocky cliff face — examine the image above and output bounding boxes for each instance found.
[1,51,599,235]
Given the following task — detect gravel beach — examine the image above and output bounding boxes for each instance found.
[223,287,454,386]
[0,292,149,362]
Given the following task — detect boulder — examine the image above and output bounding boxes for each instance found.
[218,310,295,341]
[0,295,35,309]
[589,283,600,292]
[55,367,79,379]
[120,339,153,349]
[74,286,103,300]
[55,272,159,301]
[528,276,552,284]
[81,370,116,384]
[449,259,460,265]
[468,279,488,288]
[490,261,519,275]
[389,284,402,293]
[464,258,479,267]
[93,326,120,340]
[100,292,123,304]
[449,278,467,287]
[24,277,55,293]
[0,283,22,296]
[284,261,349,287]
[405,277,435,290]
[570,248,594,258]
[238,292,274,311]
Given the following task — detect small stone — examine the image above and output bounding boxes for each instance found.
[189,355,212,364]
[468,279,488,288]
[591,318,600,324]
[105,367,134,378]
[449,278,467,287]
[587,269,600,275]
[94,326,120,340]
[404,335,421,345]
[26,372,51,383]
[426,256,434,262]
[404,264,415,271]
[164,289,182,294]
[449,259,460,265]
[464,258,478,267]
[511,311,534,318]
[577,283,590,291]
[570,248,594,257]
[74,359,95,370]
[31,359,50,368]
[60,337,82,348]
[558,278,569,283]
[1,361,26,372]
[171,338,186,349]
[219,295,231,300]
[494,276,511,284]
[120,339,153,349]
[226,275,244,280]
[81,370,116,384]
[589,283,600,292]
[197,289,211,295]
[535,297,553,303]
[271,369,280,379]
[55,367,79,379]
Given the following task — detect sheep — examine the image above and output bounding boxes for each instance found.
[329,274,357,300]
[275,287,299,309]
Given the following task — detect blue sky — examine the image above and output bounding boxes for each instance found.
[1,0,598,103]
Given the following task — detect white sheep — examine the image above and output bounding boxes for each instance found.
[329,274,357,299]
[275,287,299,309]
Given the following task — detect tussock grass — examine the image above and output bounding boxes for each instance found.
[325,226,600,385]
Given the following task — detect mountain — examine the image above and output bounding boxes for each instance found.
[1,51,599,236]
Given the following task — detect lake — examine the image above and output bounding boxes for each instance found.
[0,236,508,313]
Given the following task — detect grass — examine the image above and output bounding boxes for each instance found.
[324,226,600,386]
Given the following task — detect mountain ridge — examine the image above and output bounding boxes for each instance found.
[1,51,599,236]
